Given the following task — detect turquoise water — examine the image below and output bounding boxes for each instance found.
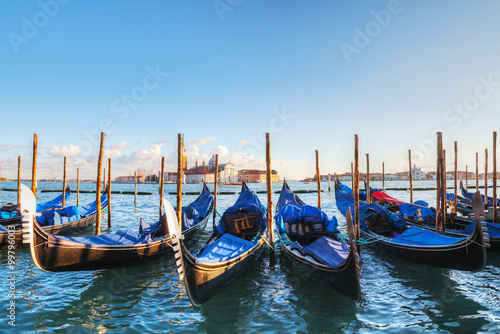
[1,181,499,333]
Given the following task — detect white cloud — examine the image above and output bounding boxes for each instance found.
[49,144,81,157]
[187,136,217,147]
[110,142,128,150]
[104,149,123,159]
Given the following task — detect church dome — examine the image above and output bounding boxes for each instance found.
[208,156,215,166]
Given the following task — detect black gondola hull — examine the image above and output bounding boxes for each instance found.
[1,211,98,249]
[281,243,361,301]
[31,215,208,271]
[181,237,265,306]
[360,226,486,271]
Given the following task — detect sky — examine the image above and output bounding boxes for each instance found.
[1,0,500,180]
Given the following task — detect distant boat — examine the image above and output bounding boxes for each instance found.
[303,181,310,184]
[218,181,242,187]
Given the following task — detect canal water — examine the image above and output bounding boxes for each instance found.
[0,180,499,333]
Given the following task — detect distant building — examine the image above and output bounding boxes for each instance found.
[410,164,427,180]
[115,175,146,183]
[238,169,280,183]
[164,156,238,184]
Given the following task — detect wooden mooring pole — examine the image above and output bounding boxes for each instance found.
[62,156,67,207]
[316,150,321,209]
[95,132,105,236]
[17,156,21,204]
[366,154,370,204]
[408,150,413,204]
[266,133,274,248]
[108,158,112,228]
[354,135,360,253]
[177,134,183,230]
[485,149,489,210]
[32,134,37,197]
[493,132,497,223]
[214,154,219,224]
[159,157,165,219]
[76,168,80,206]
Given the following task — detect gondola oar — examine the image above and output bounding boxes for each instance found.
[471,191,490,248]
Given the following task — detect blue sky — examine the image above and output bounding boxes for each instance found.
[1,0,500,180]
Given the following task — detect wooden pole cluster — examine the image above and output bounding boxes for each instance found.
[408,150,413,204]
[32,134,38,197]
[354,135,360,251]
[453,141,458,215]
[485,149,489,210]
[266,133,274,247]
[366,154,370,204]
[315,150,321,209]
[76,168,80,206]
[213,154,219,224]
[177,133,183,230]
[134,171,137,206]
[476,152,479,192]
[382,161,385,191]
[17,156,21,204]
[95,132,105,236]
[493,132,497,223]
[108,158,112,228]
[62,156,67,207]
[159,157,165,219]
[328,173,331,192]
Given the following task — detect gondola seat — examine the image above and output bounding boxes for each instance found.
[196,233,256,263]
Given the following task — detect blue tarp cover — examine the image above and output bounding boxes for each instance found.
[0,225,8,231]
[276,184,306,210]
[397,203,435,225]
[140,186,213,236]
[0,211,17,219]
[391,226,467,246]
[182,186,213,230]
[37,206,81,226]
[275,204,339,234]
[218,184,267,233]
[78,193,108,217]
[196,233,256,263]
[36,191,71,212]
[293,236,350,270]
[48,228,152,248]
[335,188,406,229]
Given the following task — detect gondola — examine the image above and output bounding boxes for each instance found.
[23,183,213,271]
[274,181,361,301]
[335,181,487,271]
[461,180,499,207]
[368,187,499,252]
[168,182,267,306]
[0,186,71,226]
[0,187,99,248]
